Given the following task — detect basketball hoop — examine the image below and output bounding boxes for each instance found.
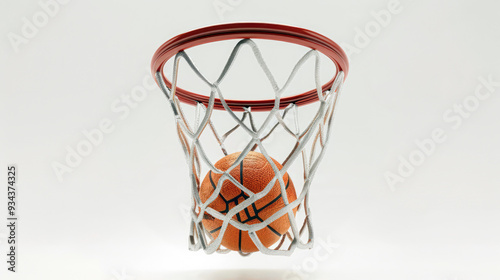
[151,23,349,256]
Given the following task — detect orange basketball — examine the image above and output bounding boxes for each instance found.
[199,151,298,253]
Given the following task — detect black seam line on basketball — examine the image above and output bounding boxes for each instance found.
[221,197,244,215]
[236,213,243,222]
[243,200,252,220]
[209,171,216,190]
[226,193,246,204]
[237,160,248,220]
[255,178,290,214]
[267,225,282,237]
[210,226,222,234]
[243,209,251,221]
[223,198,229,213]
[240,159,244,185]
[209,171,230,215]
[251,203,258,218]
[255,216,281,237]
[209,171,229,204]
[234,199,243,222]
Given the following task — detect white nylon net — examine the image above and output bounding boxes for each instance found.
[155,39,345,256]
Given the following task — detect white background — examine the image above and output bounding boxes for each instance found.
[1,0,500,279]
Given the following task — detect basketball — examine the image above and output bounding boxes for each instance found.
[199,151,298,253]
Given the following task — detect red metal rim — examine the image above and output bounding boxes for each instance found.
[151,22,349,112]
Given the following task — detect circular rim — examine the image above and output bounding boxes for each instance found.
[151,22,349,112]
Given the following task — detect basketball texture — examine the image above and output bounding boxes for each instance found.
[199,151,298,253]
